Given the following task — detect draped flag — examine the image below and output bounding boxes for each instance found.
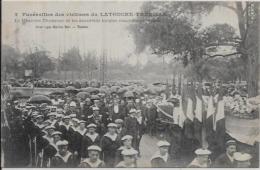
[213,98,225,131]
[186,98,194,121]
[195,96,203,122]
[206,95,215,119]
[173,97,186,128]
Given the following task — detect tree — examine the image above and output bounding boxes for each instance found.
[23,49,55,78]
[1,45,22,79]
[129,2,259,97]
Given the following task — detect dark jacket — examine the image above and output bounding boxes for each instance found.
[213,153,234,168]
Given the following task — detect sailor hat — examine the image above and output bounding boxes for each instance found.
[121,135,133,141]
[115,119,124,124]
[92,107,100,111]
[79,120,86,124]
[107,123,117,128]
[44,125,55,130]
[48,112,57,117]
[195,148,212,155]
[88,145,102,152]
[56,140,69,146]
[129,108,137,113]
[225,140,237,147]
[51,131,62,136]
[87,123,97,128]
[70,114,77,118]
[63,115,71,119]
[233,152,252,162]
[157,140,170,147]
[121,148,138,156]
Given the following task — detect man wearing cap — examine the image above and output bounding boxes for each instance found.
[40,131,62,167]
[88,107,105,135]
[100,123,120,167]
[109,99,125,121]
[79,145,105,168]
[124,109,139,150]
[151,140,172,167]
[42,125,56,143]
[68,118,80,156]
[233,152,252,168]
[115,119,127,140]
[50,140,77,167]
[59,116,71,142]
[81,123,101,159]
[82,98,93,121]
[213,140,237,168]
[115,135,135,165]
[116,148,138,168]
[188,148,212,168]
[144,101,157,137]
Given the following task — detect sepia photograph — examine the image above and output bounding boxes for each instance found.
[1,0,259,168]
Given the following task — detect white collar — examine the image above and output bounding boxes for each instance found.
[104,133,117,141]
[86,133,98,142]
[63,123,71,130]
[82,158,102,168]
[116,161,135,168]
[77,128,87,136]
[55,151,72,163]
[151,151,168,162]
[189,158,208,168]
[226,153,234,163]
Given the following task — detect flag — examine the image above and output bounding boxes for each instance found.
[213,99,225,131]
[173,97,186,128]
[206,95,215,119]
[195,96,203,122]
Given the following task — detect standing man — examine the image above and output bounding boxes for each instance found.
[124,109,139,150]
[213,140,237,168]
[100,123,120,167]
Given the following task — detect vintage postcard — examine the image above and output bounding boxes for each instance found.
[1,0,259,168]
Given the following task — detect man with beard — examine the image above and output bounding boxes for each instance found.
[213,140,237,168]
[81,123,101,159]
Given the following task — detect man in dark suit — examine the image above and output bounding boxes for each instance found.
[124,109,139,150]
[213,140,237,168]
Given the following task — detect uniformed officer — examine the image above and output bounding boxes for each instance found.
[116,148,138,168]
[213,140,237,168]
[151,140,171,167]
[188,148,212,168]
[78,145,105,168]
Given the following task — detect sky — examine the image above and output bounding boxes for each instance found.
[2,1,239,66]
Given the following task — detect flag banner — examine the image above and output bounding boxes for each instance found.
[226,114,259,145]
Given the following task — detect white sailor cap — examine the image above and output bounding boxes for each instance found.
[63,115,71,119]
[121,148,138,156]
[225,140,237,147]
[195,148,212,155]
[56,140,69,146]
[79,120,86,124]
[88,145,102,152]
[70,114,77,118]
[92,107,100,111]
[87,123,97,128]
[157,140,170,147]
[121,135,133,141]
[51,131,62,136]
[44,125,55,130]
[107,123,117,128]
[48,112,57,117]
[233,152,252,162]
[69,101,77,107]
[115,119,124,124]
[56,114,63,118]
[36,115,44,119]
[129,108,137,113]
[72,118,79,122]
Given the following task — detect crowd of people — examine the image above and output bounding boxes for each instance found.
[1,80,258,168]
